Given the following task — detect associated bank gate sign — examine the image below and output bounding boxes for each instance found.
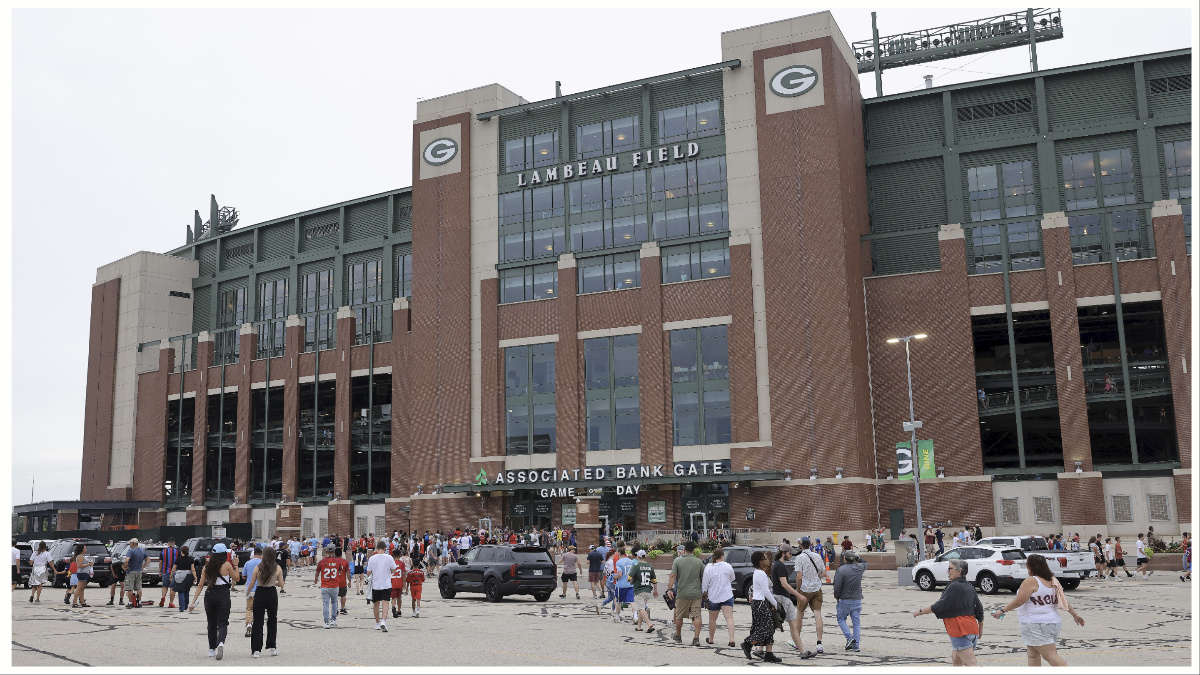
[491,461,731,498]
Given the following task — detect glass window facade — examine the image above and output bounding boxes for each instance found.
[1062,147,1149,265]
[396,251,413,298]
[505,132,559,173]
[203,392,238,504]
[670,326,730,446]
[584,335,640,451]
[256,279,287,359]
[576,115,639,159]
[657,100,720,144]
[505,343,556,455]
[301,270,336,352]
[1164,139,1192,254]
[350,374,392,498]
[249,386,284,501]
[164,396,195,507]
[298,381,336,500]
[215,287,245,365]
[577,253,640,294]
[499,263,557,303]
[661,240,730,283]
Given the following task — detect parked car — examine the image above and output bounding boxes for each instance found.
[974,535,1093,585]
[48,539,113,588]
[15,542,34,588]
[141,544,169,586]
[438,545,556,602]
[912,545,1030,594]
[181,538,251,583]
[700,546,797,602]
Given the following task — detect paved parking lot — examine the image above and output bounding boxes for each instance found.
[10,570,1193,667]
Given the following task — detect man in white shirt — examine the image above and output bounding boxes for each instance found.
[1135,533,1153,580]
[366,542,398,632]
[12,540,21,592]
[458,533,472,552]
[793,539,826,654]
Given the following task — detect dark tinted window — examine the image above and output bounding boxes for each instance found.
[725,549,749,565]
[1002,550,1026,560]
[513,550,552,563]
[475,547,495,563]
[1021,537,1047,550]
[86,545,110,557]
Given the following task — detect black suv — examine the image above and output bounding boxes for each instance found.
[182,538,251,575]
[48,539,113,587]
[701,546,798,602]
[438,545,557,602]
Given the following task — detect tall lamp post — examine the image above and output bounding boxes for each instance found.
[887,333,928,561]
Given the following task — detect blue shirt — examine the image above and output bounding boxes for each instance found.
[615,557,636,589]
[322,537,332,548]
[125,547,148,572]
[244,558,262,593]
[595,546,610,561]
[289,541,301,556]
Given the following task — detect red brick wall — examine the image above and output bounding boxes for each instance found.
[577,287,643,332]
[81,278,122,500]
[132,347,173,502]
[334,315,354,498]
[728,244,759,444]
[1073,264,1114,298]
[1041,225,1093,470]
[1152,212,1191,469]
[1173,474,1191,527]
[660,276,730,323]
[968,273,1005,307]
[638,254,669,469]
[497,298,558,339]
[556,265,582,472]
[391,306,413,495]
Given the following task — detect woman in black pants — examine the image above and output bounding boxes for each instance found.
[190,544,241,660]
[249,544,285,658]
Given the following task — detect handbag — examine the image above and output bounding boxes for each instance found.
[174,570,192,585]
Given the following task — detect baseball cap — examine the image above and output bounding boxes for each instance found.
[676,544,686,552]
[325,544,336,551]
[128,538,139,546]
[778,543,796,554]
[212,543,228,554]
[636,550,647,558]
[588,544,595,550]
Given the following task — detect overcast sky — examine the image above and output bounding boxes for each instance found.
[8,4,1194,504]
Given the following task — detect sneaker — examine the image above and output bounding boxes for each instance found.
[380,622,388,633]
[692,637,701,647]
[215,643,224,661]
[1148,571,1154,578]
[853,641,860,652]
[788,639,798,650]
[106,599,114,606]
[245,624,252,637]
[817,642,824,654]
[159,597,165,607]
[374,623,382,630]
[1181,575,1187,582]
[800,651,816,660]
[270,648,278,657]
[119,598,125,605]
[845,638,855,651]
[414,609,419,618]
[742,641,753,660]
[1115,575,1123,582]
[673,633,682,644]
[763,653,782,663]
[168,604,176,609]
[1126,572,1133,577]
[339,608,348,615]
[252,651,260,659]
[324,622,330,629]
[330,620,337,627]
[208,650,215,658]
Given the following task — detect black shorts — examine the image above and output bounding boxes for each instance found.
[12,565,19,582]
[371,588,390,603]
[1137,557,1149,565]
[561,573,578,582]
[1114,558,1126,567]
[1107,560,1117,568]
[1094,556,1105,564]
[339,585,347,597]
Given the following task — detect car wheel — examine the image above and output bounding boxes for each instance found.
[533,592,551,602]
[978,573,998,595]
[1061,578,1080,591]
[742,578,754,602]
[485,578,503,603]
[916,571,936,591]
[438,575,456,599]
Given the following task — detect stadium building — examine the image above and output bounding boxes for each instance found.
[76,11,1191,542]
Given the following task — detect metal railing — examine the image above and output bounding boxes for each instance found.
[978,384,1058,411]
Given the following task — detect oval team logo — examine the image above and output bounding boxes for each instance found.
[423,137,458,166]
[769,65,819,98]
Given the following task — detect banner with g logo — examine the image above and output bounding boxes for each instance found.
[423,138,458,166]
[769,65,819,98]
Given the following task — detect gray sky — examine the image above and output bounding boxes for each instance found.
[9,5,1193,503]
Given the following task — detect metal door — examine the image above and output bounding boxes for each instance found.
[889,509,905,541]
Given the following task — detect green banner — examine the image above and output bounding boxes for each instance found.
[647,500,667,523]
[897,440,935,480]
[561,503,577,526]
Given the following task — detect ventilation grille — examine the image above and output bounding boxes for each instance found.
[956,97,1032,123]
[259,222,294,262]
[347,198,388,242]
[1149,74,1190,95]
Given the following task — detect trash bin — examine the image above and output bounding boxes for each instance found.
[894,538,918,567]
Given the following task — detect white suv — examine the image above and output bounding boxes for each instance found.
[912,545,1028,595]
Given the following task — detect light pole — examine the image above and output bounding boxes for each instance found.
[887,333,928,561]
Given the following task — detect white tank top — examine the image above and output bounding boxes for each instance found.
[1017,577,1060,624]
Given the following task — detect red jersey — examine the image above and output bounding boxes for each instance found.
[390,558,407,589]
[316,556,349,589]
[406,568,425,588]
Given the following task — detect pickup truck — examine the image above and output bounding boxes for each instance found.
[973,535,1093,589]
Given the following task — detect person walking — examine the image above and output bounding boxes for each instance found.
[925,527,937,560]
[353,546,367,595]
[586,544,603,599]
[741,550,781,663]
[991,554,1085,666]
[315,544,348,628]
[71,544,94,608]
[1089,536,1106,582]
[248,543,284,658]
[701,547,736,647]
[833,551,868,652]
[28,541,55,603]
[612,548,636,622]
[559,545,581,599]
[190,544,241,660]
[772,544,813,657]
[1135,533,1153,580]
[793,538,826,655]
[366,541,397,632]
[597,549,619,615]
[241,548,263,636]
[629,550,659,634]
[123,538,147,608]
[172,546,198,613]
[106,548,126,606]
[274,545,289,593]
[668,540,705,646]
[406,559,425,618]
[389,548,408,619]
[913,559,984,666]
[159,539,179,608]
[1112,537,1133,578]
[1180,533,1191,582]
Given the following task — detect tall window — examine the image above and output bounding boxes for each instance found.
[576,115,639,159]
[256,279,287,359]
[1164,140,1192,253]
[396,251,413,298]
[505,343,556,455]
[499,187,567,262]
[670,326,731,446]
[164,397,195,507]
[350,374,392,498]
[348,260,388,345]
[215,288,246,365]
[969,221,1043,274]
[661,241,730,283]
[300,270,335,352]
[204,393,238,504]
[499,263,557,303]
[658,100,720,144]
[967,161,1036,222]
[298,382,335,499]
[577,253,640,294]
[249,386,285,501]
[1063,147,1145,264]
[584,335,640,451]
[505,131,559,173]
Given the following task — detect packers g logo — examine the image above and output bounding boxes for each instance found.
[769,65,819,98]
[423,137,458,166]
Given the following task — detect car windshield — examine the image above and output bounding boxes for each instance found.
[1002,550,1026,560]
[513,551,552,563]
[85,545,110,557]
[1022,537,1048,550]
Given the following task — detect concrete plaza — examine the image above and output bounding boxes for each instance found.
[10,570,1194,667]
